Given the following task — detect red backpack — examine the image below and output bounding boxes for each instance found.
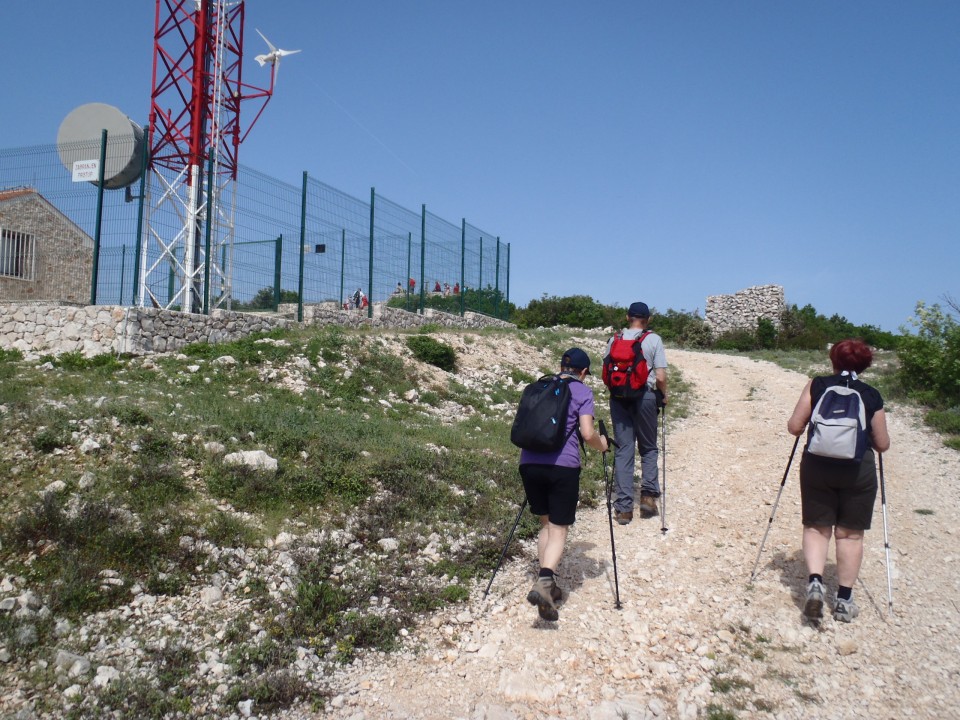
[602,331,652,399]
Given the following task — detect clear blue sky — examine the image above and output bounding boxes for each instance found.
[2,1,958,331]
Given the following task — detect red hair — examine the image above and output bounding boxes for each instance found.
[830,339,873,374]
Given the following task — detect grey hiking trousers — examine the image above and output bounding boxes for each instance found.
[610,392,660,513]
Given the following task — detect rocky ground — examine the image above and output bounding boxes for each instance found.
[315,349,960,720]
[2,339,958,720]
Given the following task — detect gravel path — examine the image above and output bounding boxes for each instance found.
[316,349,960,720]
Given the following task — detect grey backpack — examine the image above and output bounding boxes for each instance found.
[806,381,868,463]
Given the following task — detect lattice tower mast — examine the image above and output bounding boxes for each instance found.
[140,0,274,312]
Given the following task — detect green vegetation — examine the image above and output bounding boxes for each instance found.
[508,294,900,352]
[406,334,458,371]
[895,301,960,446]
[0,325,560,713]
[385,285,514,319]
[232,286,300,311]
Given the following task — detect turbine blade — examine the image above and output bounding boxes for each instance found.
[255,28,278,53]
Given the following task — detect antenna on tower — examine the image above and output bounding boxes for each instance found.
[138,0,298,314]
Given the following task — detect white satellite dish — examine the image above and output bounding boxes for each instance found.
[56,103,146,190]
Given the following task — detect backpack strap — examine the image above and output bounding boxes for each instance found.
[557,373,584,451]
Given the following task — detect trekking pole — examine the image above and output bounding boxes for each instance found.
[879,453,894,614]
[483,496,527,598]
[749,434,801,582]
[598,420,622,610]
[660,402,668,534]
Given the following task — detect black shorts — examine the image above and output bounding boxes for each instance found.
[799,449,878,531]
[519,464,580,526]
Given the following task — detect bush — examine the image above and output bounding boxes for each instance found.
[406,335,457,372]
[513,294,622,329]
[897,302,960,407]
[713,329,758,352]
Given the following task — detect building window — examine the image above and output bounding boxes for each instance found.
[0,229,35,280]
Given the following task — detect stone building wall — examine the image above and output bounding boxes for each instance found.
[705,284,785,335]
[0,190,92,304]
[0,301,513,359]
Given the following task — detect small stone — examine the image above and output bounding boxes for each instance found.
[837,638,858,656]
[204,442,226,455]
[18,591,41,611]
[93,665,120,688]
[378,538,399,552]
[200,587,223,606]
[716,629,735,644]
[64,684,82,699]
[237,699,253,717]
[16,625,38,646]
[44,480,67,494]
[79,438,101,454]
[78,472,96,489]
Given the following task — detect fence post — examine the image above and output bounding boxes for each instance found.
[495,237,501,318]
[132,132,149,307]
[89,129,108,305]
[406,231,412,312]
[478,236,483,297]
[339,228,346,311]
[460,219,466,317]
[273,234,283,310]
[419,204,426,315]
[119,245,126,305]
[506,242,511,320]
[368,187,375,319]
[298,171,308,322]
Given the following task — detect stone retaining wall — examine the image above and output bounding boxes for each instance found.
[705,284,785,335]
[0,301,513,359]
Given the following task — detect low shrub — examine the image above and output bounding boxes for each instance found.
[406,335,457,372]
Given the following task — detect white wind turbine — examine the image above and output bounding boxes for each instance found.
[254,29,301,88]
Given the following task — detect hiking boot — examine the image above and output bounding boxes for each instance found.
[614,510,633,526]
[527,575,559,621]
[833,598,860,623]
[639,495,659,518]
[803,579,825,619]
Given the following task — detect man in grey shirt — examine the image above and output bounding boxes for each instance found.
[606,301,669,524]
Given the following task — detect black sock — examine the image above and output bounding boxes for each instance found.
[837,585,853,601]
[809,574,823,585]
[538,568,554,579]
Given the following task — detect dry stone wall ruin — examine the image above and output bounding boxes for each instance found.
[0,302,513,359]
[705,284,785,335]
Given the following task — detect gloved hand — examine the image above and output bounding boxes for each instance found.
[655,389,666,409]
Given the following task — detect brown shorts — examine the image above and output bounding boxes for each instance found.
[799,449,878,530]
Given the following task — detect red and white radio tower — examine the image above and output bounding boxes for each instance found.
[139,0,293,312]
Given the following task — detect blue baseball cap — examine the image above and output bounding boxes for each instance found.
[562,347,591,373]
[628,301,650,318]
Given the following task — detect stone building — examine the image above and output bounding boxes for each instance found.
[0,187,93,303]
[705,284,786,335]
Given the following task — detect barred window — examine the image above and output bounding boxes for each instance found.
[0,229,35,280]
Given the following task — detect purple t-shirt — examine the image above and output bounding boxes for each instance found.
[519,378,595,468]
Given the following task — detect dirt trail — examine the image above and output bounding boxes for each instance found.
[316,349,960,720]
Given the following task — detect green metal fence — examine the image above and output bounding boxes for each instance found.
[0,141,511,320]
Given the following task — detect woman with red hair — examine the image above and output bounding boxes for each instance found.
[787,339,890,623]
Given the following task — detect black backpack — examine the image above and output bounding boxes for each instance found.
[510,374,581,452]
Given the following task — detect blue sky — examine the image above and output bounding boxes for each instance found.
[2,1,958,331]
